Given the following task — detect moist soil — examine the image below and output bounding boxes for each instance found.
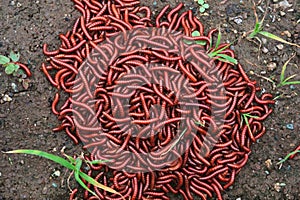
[0,0,299,199]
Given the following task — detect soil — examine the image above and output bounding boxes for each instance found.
[0,0,299,200]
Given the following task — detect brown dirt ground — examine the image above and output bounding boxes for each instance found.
[0,0,299,199]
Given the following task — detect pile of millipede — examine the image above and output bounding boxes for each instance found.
[42,0,275,199]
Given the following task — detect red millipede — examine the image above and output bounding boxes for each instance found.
[41,0,274,200]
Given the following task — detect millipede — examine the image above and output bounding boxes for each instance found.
[41,0,276,199]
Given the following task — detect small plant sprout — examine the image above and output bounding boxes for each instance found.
[241,113,259,136]
[183,30,207,45]
[0,51,22,75]
[277,53,300,88]
[197,0,209,13]
[192,31,207,45]
[4,149,124,200]
[276,150,300,165]
[247,3,300,48]
[208,29,238,65]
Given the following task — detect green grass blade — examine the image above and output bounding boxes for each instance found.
[216,54,238,65]
[281,81,300,86]
[88,159,112,165]
[280,57,289,83]
[278,54,298,87]
[162,128,187,156]
[243,114,259,118]
[208,44,231,57]
[277,150,300,165]
[74,158,99,198]
[79,171,125,199]
[64,154,76,164]
[5,149,75,171]
[259,31,300,47]
[248,21,262,38]
[283,74,298,83]
[215,29,221,49]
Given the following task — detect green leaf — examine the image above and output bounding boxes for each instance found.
[199,7,206,13]
[198,0,204,5]
[5,63,19,75]
[216,54,238,65]
[183,39,193,45]
[196,40,207,45]
[4,149,76,170]
[192,31,201,37]
[9,51,20,62]
[203,3,209,9]
[191,31,206,45]
[0,55,10,65]
[259,31,300,47]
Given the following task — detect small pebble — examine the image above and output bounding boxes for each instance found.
[274,183,281,192]
[290,85,295,90]
[286,124,294,130]
[279,11,286,16]
[236,198,242,200]
[262,47,269,53]
[282,30,291,38]
[52,170,61,177]
[11,83,18,92]
[51,183,58,188]
[278,0,292,9]
[3,94,12,102]
[265,170,270,175]
[267,62,277,71]
[261,38,267,44]
[233,17,243,24]
[42,186,48,195]
[16,2,22,7]
[153,1,157,6]
[260,70,267,75]
[276,44,284,50]
[265,159,272,169]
